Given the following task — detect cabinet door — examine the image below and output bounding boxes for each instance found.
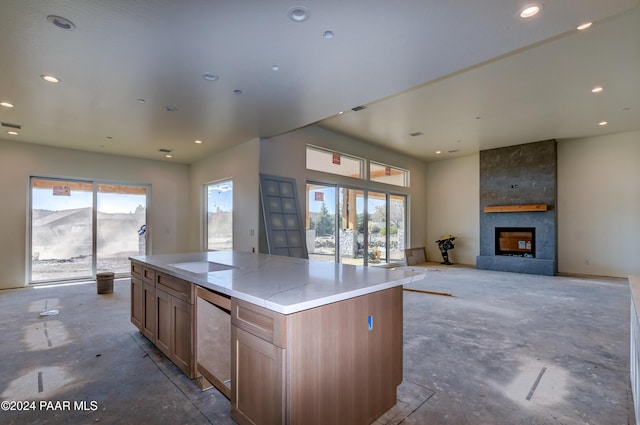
[142,282,156,341]
[171,296,193,376]
[155,288,171,356]
[231,326,285,425]
[130,277,143,331]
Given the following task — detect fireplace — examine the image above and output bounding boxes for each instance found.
[477,140,557,275]
[495,227,535,257]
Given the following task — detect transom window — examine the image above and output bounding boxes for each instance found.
[306,145,364,179]
[306,145,410,187]
[369,161,409,187]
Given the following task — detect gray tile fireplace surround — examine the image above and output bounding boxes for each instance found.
[476,140,557,276]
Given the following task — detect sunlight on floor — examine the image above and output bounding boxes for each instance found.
[1,366,74,400]
[497,356,569,407]
[23,320,71,351]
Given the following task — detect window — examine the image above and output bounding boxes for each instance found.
[369,162,409,187]
[205,180,233,251]
[306,146,409,187]
[30,177,148,283]
[388,194,407,262]
[367,191,387,263]
[306,182,407,266]
[305,183,337,262]
[306,146,364,179]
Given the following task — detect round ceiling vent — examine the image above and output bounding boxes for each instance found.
[288,6,310,22]
[47,15,76,31]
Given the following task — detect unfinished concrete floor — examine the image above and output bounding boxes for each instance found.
[0,263,634,424]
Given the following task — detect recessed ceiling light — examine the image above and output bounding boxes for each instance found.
[194,140,203,144]
[233,89,242,94]
[577,22,592,30]
[591,86,604,93]
[271,65,280,71]
[409,132,424,137]
[1,102,13,108]
[7,131,18,135]
[41,75,60,83]
[436,151,442,154]
[165,154,173,158]
[137,98,146,103]
[322,30,335,39]
[599,121,608,126]
[520,5,541,18]
[338,111,344,115]
[288,6,310,22]
[47,15,75,31]
[202,72,219,81]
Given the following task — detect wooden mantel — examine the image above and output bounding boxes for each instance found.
[483,204,547,213]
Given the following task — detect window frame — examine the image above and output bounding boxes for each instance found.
[203,178,233,251]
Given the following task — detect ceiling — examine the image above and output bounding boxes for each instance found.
[1,0,639,164]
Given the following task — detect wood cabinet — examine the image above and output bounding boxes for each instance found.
[155,286,171,355]
[141,282,156,340]
[132,261,156,335]
[230,286,402,425]
[130,261,195,379]
[171,296,193,375]
[154,271,195,378]
[130,276,143,331]
[231,299,286,425]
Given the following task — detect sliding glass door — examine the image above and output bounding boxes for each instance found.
[339,188,365,265]
[389,194,407,263]
[97,183,147,274]
[31,179,94,282]
[306,181,407,266]
[367,191,387,264]
[30,177,148,283]
[305,183,336,262]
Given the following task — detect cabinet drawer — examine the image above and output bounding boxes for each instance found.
[156,272,193,304]
[231,299,286,348]
[131,261,143,279]
[142,267,155,284]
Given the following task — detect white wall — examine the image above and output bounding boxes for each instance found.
[0,139,190,289]
[260,125,430,252]
[425,154,479,265]
[557,130,640,277]
[189,139,261,253]
[423,131,640,277]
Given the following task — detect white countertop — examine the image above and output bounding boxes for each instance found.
[130,251,426,314]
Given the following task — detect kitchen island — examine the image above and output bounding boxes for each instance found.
[130,251,425,425]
